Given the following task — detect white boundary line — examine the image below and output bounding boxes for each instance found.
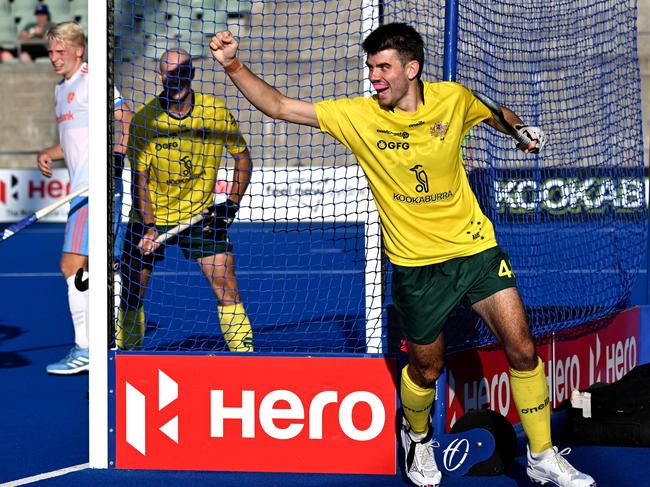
[0,464,89,487]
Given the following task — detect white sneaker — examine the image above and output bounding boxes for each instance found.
[527,446,596,486]
[400,418,441,487]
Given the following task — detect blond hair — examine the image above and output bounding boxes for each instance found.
[47,21,86,48]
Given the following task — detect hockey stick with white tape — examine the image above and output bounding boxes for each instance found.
[152,212,206,246]
[0,185,89,242]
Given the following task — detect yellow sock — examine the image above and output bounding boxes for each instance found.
[510,357,552,453]
[218,303,254,352]
[116,307,145,350]
[400,365,435,435]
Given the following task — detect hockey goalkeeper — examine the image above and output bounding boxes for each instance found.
[118,48,254,353]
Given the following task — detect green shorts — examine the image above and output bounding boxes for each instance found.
[121,220,233,269]
[391,246,517,345]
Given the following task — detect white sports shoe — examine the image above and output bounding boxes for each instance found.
[527,446,596,486]
[400,418,442,487]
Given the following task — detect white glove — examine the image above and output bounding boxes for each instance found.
[516,125,547,153]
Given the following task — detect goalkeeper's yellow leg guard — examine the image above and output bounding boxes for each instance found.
[510,356,552,453]
[400,365,436,435]
[218,303,254,352]
[116,307,145,350]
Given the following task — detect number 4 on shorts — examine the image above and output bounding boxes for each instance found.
[498,259,514,278]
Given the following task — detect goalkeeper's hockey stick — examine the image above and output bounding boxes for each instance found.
[474,92,535,152]
[153,212,207,245]
[0,185,89,242]
[151,200,235,247]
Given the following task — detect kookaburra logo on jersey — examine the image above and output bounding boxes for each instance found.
[181,155,192,176]
[410,165,429,193]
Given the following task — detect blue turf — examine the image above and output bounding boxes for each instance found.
[0,225,88,482]
[2,224,650,486]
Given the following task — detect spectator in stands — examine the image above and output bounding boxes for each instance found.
[119,48,254,353]
[37,21,133,375]
[209,24,596,487]
[0,48,13,63]
[17,4,55,62]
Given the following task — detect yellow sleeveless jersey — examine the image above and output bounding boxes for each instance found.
[128,92,247,225]
[315,81,497,266]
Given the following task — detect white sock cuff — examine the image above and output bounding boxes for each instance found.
[67,272,89,349]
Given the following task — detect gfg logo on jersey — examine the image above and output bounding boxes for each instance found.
[115,355,396,474]
[376,140,410,150]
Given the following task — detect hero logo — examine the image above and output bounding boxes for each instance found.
[210,389,386,441]
[589,333,637,384]
[125,369,179,455]
[442,438,470,472]
[125,373,386,455]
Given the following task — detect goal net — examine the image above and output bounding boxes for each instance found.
[111,0,645,355]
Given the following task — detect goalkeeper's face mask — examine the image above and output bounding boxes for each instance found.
[161,62,194,99]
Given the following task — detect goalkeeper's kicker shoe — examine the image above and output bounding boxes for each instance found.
[527,445,596,486]
[46,345,89,375]
[400,418,441,487]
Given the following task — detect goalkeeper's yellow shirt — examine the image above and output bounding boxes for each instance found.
[128,91,247,225]
[315,81,496,266]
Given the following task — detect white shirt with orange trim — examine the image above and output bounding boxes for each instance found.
[54,62,89,191]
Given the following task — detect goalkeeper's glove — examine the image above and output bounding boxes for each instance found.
[208,198,239,231]
[515,125,547,153]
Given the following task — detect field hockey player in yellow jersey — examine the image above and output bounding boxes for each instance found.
[120,48,254,354]
[209,22,594,487]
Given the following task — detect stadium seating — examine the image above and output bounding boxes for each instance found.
[11,1,39,33]
[45,0,71,17]
[111,0,253,62]
[69,1,88,31]
[226,0,251,16]
[0,14,17,44]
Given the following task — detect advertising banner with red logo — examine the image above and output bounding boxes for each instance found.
[0,169,71,222]
[115,355,396,474]
[553,307,640,404]
[444,307,640,429]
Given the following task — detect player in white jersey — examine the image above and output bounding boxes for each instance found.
[36,21,132,374]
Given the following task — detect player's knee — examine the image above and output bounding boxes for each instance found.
[408,362,442,389]
[121,287,144,309]
[505,341,537,371]
[215,289,241,306]
[61,261,83,278]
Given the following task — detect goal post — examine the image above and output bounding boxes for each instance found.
[88,0,109,469]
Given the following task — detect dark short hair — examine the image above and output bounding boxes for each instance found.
[362,23,425,78]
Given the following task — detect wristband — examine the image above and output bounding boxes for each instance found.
[224,58,244,75]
